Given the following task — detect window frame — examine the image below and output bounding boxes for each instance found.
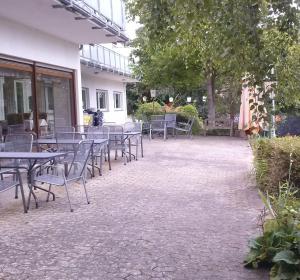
[96,89,109,111]
[113,91,123,111]
[82,87,90,110]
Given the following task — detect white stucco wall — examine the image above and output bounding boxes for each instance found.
[81,73,128,124]
[0,17,83,124]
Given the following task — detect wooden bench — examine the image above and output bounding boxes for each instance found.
[203,117,234,136]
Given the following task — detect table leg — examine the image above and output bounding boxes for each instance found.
[91,144,95,177]
[129,139,132,162]
[108,143,111,170]
[141,134,144,158]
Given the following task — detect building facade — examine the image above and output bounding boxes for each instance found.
[0,0,134,136]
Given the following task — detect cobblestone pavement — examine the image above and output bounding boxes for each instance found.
[0,136,268,280]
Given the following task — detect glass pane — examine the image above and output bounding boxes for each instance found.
[112,0,123,27]
[85,0,99,10]
[0,67,33,135]
[104,48,110,66]
[36,73,72,134]
[114,92,122,109]
[100,0,112,19]
[82,45,91,58]
[91,46,98,61]
[98,46,104,64]
[97,90,107,110]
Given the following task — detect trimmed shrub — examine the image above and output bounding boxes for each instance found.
[252,137,300,193]
[175,104,203,135]
[135,102,164,121]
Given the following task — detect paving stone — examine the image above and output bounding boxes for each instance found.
[0,136,268,279]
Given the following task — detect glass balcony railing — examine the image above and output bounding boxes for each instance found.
[81,0,125,29]
[80,44,132,75]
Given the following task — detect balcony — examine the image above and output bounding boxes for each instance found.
[80,44,132,77]
[82,0,125,29]
[0,0,128,44]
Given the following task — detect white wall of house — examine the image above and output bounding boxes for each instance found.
[0,17,83,124]
[81,72,128,124]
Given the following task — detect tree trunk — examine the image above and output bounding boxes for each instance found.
[207,73,215,126]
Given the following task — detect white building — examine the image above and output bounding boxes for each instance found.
[0,0,135,136]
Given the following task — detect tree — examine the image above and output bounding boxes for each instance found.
[126,0,299,124]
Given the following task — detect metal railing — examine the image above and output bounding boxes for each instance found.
[55,0,127,42]
[79,0,125,29]
[80,44,132,75]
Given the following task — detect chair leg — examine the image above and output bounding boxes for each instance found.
[136,140,138,161]
[81,177,90,204]
[99,149,103,176]
[64,183,73,212]
[15,185,18,199]
[46,184,52,202]
[17,172,27,213]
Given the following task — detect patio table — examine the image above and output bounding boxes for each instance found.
[50,131,144,164]
[35,138,109,177]
[0,152,66,211]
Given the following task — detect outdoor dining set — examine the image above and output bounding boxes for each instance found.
[146,113,195,140]
[0,123,143,213]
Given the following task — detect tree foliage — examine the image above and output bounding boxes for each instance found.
[126,0,300,122]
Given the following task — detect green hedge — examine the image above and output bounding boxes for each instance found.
[135,102,164,121]
[252,137,300,193]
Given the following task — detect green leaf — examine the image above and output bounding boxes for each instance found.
[273,250,300,265]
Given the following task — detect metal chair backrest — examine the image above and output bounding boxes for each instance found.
[106,125,124,147]
[165,114,177,128]
[87,126,109,140]
[55,126,75,133]
[67,140,93,179]
[124,122,142,133]
[75,125,90,133]
[4,133,33,152]
[151,115,164,121]
[8,124,26,134]
[55,132,82,153]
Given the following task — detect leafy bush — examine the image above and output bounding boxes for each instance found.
[135,102,164,121]
[245,183,300,279]
[175,104,203,135]
[252,137,300,193]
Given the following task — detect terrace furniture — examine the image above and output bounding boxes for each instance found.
[150,115,167,140]
[0,169,27,213]
[124,122,143,160]
[165,113,177,136]
[36,137,108,178]
[175,117,195,138]
[0,152,66,210]
[105,125,128,165]
[7,124,26,134]
[2,133,34,199]
[33,140,93,212]
[203,117,234,136]
[87,126,110,176]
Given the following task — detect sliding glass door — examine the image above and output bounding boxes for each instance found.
[0,59,75,137]
[36,69,73,134]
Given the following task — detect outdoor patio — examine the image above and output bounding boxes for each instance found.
[0,136,268,280]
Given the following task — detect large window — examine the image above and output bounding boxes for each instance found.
[96,89,108,111]
[82,88,90,110]
[113,91,122,110]
[36,70,73,131]
[0,63,33,132]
